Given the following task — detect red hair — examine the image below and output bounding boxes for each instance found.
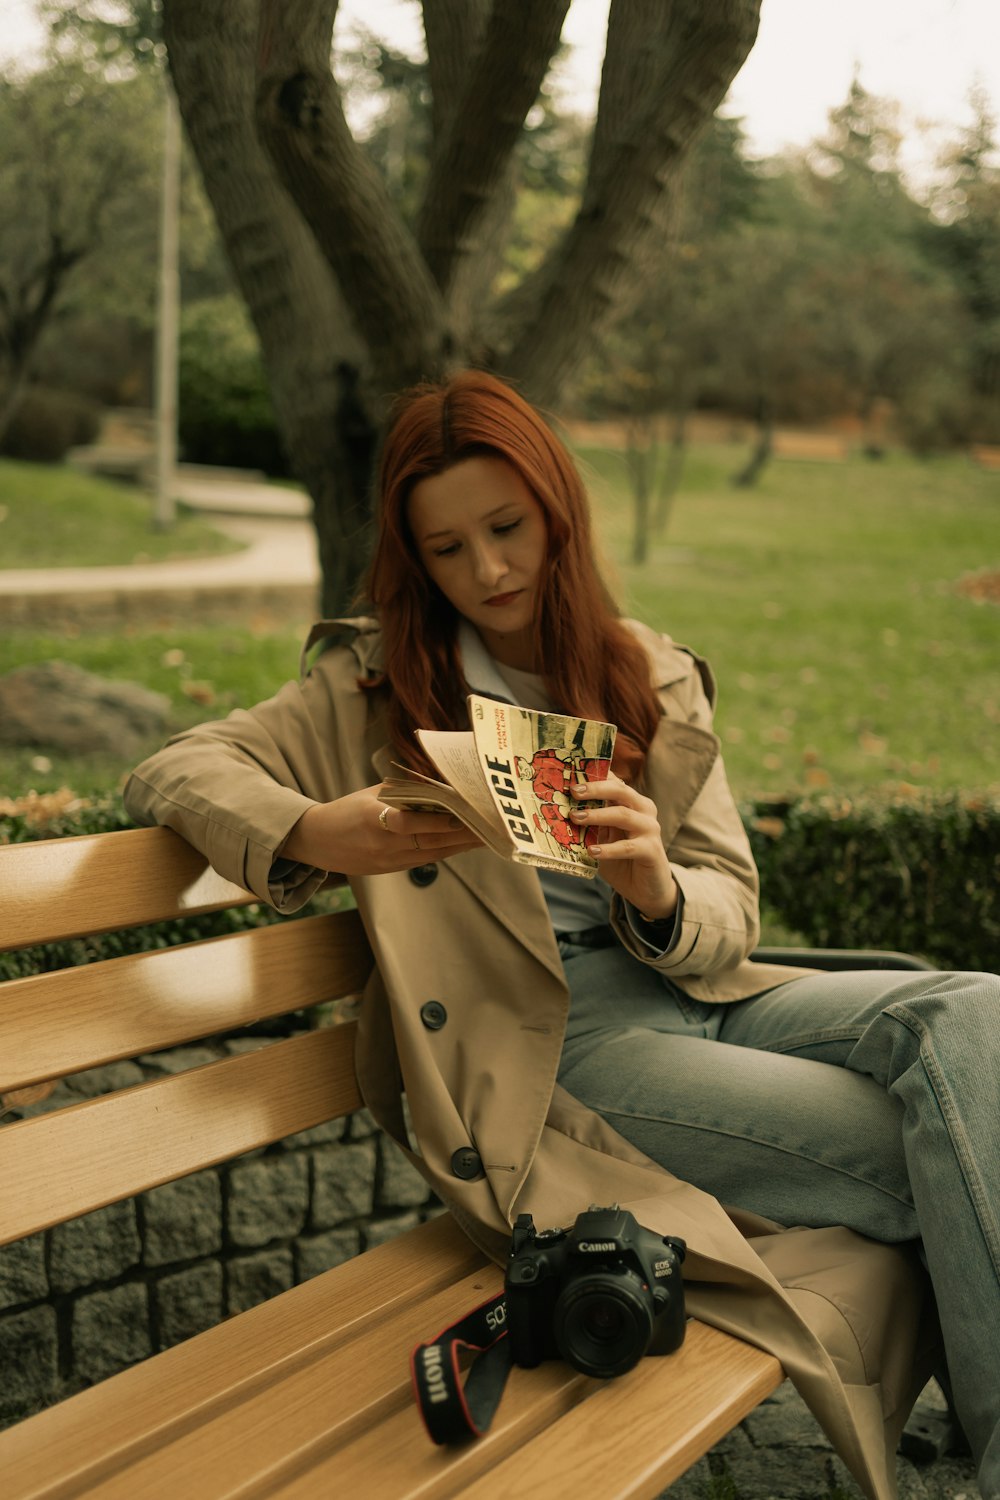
[364,370,660,781]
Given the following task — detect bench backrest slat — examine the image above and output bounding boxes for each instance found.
[2,828,255,950]
[0,1023,362,1245]
[0,909,371,1093]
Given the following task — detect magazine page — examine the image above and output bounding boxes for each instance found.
[412,729,508,833]
[378,760,512,853]
[467,694,617,878]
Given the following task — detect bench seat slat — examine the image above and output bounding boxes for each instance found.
[45,1263,510,1500]
[0,1216,488,1500]
[0,1025,363,1244]
[1,828,254,950]
[268,1323,781,1500]
[265,1359,593,1500]
[0,910,372,1092]
[457,1322,783,1500]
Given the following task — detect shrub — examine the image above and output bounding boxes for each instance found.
[178,296,290,475]
[747,790,1000,972]
[0,385,101,463]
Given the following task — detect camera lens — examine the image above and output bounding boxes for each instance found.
[582,1302,624,1342]
[553,1272,654,1378]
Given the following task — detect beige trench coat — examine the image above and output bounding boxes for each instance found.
[125,617,938,1500]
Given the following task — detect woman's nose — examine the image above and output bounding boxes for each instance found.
[472,541,508,587]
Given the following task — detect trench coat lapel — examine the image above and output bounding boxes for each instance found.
[642,716,720,840]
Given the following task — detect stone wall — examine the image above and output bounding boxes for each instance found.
[0,1054,437,1432]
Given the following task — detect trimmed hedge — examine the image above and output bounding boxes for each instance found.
[0,385,100,463]
[3,790,998,980]
[746,791,1000,974]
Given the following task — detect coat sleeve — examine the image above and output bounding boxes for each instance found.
[610,647,760,982]
[124,652,360,911]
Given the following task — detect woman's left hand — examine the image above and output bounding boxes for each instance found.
[569,774,678,921]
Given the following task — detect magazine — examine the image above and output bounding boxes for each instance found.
[378,694,617,879]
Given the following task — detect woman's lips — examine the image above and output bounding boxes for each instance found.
[484,590,522,607]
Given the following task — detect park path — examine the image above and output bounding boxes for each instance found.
[0,472,320,625]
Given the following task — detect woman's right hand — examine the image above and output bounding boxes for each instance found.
[280,784,482,876]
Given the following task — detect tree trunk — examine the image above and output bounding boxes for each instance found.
[0,362,30,450]
[0,239,85,450]
[626,419,652,566]
[654,407,688,534]
[731,397,773,488]
[164,0,376,614]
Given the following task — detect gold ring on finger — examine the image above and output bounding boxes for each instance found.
[378,806,392,833]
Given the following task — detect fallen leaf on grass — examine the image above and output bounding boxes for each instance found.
[859,732,888,756]
[0,788,89,825]
[181,680,217,706]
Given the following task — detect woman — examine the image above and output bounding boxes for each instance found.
[126,370,998,1500]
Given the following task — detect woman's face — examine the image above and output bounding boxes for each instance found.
[408,455,548,670]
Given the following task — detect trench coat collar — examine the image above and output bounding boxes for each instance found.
[320,615,720,979]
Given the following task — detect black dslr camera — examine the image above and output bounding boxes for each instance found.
[504,1206,687,1379]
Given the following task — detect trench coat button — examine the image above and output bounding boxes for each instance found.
[420,1001,447,1030]
[450,1147,483,1180]
[409,863,438,887]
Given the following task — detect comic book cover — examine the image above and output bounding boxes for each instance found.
[467,694,616,878]
[378,698,616,879]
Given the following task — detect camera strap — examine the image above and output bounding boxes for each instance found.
[410,1291,512,1444]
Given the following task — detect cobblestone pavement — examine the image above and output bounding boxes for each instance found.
[660,1382,981,1500]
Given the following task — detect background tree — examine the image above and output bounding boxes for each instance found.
[157,0,762,612]
[926,91,1000,441]
[0,58,158,442]
[575,115,761,555]
[575,72,983,504]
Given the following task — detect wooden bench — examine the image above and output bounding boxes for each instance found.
[0,826,783,1499]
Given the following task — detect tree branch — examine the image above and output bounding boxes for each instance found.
[499,0,761,405]
[256,0,448,388]
[415,0,571,297]
[421,0,490,144]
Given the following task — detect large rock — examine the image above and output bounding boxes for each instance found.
[0,661,170,753]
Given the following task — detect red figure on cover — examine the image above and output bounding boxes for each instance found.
[515,749,605,855]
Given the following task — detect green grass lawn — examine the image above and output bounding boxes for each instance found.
[579,441,1000,803]
[0,458,244,567]
[0,442,997,808]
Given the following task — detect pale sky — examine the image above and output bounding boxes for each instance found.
[2,0,997,184]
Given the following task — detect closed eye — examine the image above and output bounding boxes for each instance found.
[493,519,522,536]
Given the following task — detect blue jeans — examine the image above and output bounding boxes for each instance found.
[556,941,1000,1498]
